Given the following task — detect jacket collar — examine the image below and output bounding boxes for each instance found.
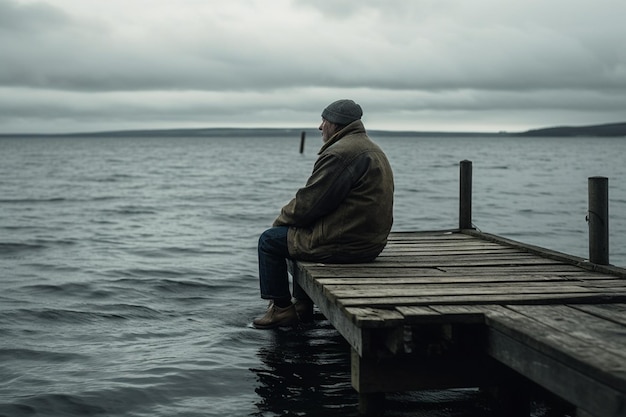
[318,120,366,154]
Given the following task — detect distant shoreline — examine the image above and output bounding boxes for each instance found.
[1,122,625,138]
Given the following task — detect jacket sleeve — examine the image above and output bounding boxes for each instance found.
[273,152,354,227]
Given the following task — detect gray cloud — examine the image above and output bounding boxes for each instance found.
[1,0,625,133]
[0,0,69,31]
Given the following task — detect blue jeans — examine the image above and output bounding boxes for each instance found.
[258,226,306,301]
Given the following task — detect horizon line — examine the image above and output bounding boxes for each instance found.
[1,121,625,137]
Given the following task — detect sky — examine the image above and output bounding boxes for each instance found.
[1,0,625,134]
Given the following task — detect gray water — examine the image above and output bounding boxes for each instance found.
[1,133,625,417]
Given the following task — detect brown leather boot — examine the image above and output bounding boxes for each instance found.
[253,302,298,329]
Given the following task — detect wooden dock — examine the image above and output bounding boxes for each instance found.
[289,229,626,416]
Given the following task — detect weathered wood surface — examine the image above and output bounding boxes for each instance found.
[290,230,626,416]
[482,304,626,417]
[293,231,626,324]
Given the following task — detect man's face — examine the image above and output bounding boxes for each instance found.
[319,119,338,143]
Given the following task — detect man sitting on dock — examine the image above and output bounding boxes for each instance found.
[253,99,395,329]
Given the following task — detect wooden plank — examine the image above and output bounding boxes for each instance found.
[376,257,554,267]
[573,304,626,326]
[386,231,473,240]
[315,272,617,285]
[323,279,626,293]
[438,264,589,274]
[479,306,626,391]
[339,293,626,307]
[303,257,566,268]
[394,305,445,323]
[383,247,517,253]
[316,274,587,285]
[378,248,523,256]
[506,305,626,361]
[326,283,609,298]
[304,266,611,282]
[384,239,478,246]
[382,250,518,256]
[578,280,626,289]
[382,243,516,250]
[397,305,485,324]
[344,307,405,328]
[428,305,488,323]
[305,267,446,278]
[385,237,505,244]
[301,263,580,274]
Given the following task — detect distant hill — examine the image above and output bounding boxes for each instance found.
[514,122,626,137]
[2,122,625,138]
[0,127,322,139]
[2,127,493,138]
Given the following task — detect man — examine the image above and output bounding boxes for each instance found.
[253,99,394,329]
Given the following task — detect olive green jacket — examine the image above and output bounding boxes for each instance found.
[273,120,394,262]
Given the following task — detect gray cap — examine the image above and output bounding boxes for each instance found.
[321,99,363,125]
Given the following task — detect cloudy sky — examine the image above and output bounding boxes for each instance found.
[1,0,625,134]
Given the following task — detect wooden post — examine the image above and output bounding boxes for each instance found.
[351,349,386,416]
[299,131,306,153]
[459,160,473,229]
[588,176,609,265]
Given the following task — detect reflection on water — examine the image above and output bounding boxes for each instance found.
[251,314,577,417]
[251,315,358,416]
[250,314,503,417]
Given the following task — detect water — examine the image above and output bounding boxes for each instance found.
[1,133,625,417]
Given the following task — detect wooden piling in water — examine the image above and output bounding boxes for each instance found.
[299,131,306,153]
[459,160,473,229]
[588,176,609,265]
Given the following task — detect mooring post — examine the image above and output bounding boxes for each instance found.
[459,160,473,229]
[299,131,306,153]
[588,176,609,265]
